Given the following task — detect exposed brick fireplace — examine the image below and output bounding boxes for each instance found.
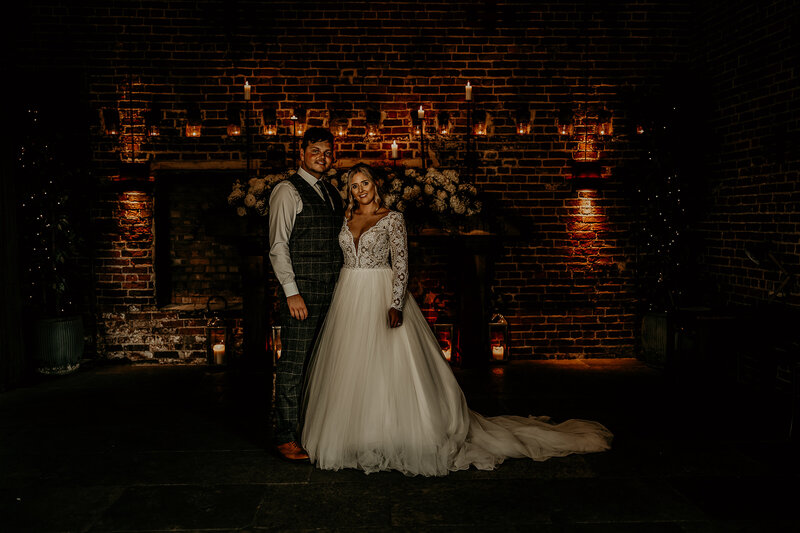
[11,0,796,371]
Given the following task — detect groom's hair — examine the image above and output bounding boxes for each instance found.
[301,127,334,149]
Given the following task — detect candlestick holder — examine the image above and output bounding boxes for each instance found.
[419,118,426,170]
[465,99,472,181]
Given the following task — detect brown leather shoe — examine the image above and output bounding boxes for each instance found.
[275,441,310,462]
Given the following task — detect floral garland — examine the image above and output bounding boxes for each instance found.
[228,166,482,224]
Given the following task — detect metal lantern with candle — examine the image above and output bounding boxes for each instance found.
[433,323,459,366]
[488,313,509,363]
[271,325,283,368]
[205,297,230,365]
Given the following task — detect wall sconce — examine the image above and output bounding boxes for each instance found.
[437,111,451,135]
[185,103,202,137]
[489,313,509,363]
[557,105,574,136]
[262,107,277,136]
[597,110,613,136]
[365,108,381,138]
[515,106,530,135]
[102,108,120,136]
[473,109,487,136]
[143,103,161,137]
[410,105,422,135]
[291,108,306,137]
[226,103,242,137]
[332,118,348,138]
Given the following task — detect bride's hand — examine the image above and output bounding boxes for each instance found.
[388,308,403,328]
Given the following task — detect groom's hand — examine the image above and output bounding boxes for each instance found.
[287,294,308,321]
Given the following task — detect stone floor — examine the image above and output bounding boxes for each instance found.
[2,357,799,532]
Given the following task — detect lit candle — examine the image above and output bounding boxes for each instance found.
[213,343,225,365]
[391,140,398,159]
[465,81,472,101]
[491,345,504,361]
[443,347,452,362]
[418,106,424,119]
[244,81,251,101]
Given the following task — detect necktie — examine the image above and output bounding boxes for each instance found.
[316,180,333,210]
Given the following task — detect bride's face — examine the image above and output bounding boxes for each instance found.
[349,172,377,207]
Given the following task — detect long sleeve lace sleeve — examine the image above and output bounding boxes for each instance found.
[388,212,409,311]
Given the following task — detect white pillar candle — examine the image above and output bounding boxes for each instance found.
[442,347,452,362]
[418,106,424,119]
[391,140,398,159]
[213,343,225,364]
[244,81,251,101]
[465,81,472,101]
[491,345,504,361]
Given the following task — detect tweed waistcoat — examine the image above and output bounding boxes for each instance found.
[287,174,343,285]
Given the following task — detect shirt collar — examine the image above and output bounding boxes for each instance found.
[297,166,323,187]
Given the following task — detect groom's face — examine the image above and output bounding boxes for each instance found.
[300,140,334,178]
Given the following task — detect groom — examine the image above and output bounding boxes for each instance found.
[268,127,343,462]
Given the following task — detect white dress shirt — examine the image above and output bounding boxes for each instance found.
[268,167,338,298]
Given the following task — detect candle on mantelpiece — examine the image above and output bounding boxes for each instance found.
[391,140,398,159]
[418,106,424,119]
[244,81,251,100]
[213,343,225,365]
[491,345,504,361]
[465,81,472,101]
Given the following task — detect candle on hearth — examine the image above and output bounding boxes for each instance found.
[465,81,472,101]
[244,80,251,100]
[442,347,452,362]
[491,345,504,361]
[213,343,225,365]
[391,140,398,159]
[418,106,424,119]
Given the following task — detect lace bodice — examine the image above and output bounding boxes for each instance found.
[339,211,408,311]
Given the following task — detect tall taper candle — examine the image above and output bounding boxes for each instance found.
[418,106,424,119]
[465,81,472,101]
[391,140,398,159]
[244,81,251,100]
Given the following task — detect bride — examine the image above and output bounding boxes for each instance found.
[301,163,612,476]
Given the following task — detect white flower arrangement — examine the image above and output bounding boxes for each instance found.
[227,171,291,216]
[378,167,482,219]
[228,166,482,223]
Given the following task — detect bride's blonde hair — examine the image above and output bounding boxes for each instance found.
[344,163,385,220]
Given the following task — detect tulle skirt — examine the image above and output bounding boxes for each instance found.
[301,267,613,476]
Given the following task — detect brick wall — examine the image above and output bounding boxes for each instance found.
[14,1,699,361]
[694,0,800,308]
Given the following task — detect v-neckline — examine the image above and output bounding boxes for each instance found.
[346,212,392,254]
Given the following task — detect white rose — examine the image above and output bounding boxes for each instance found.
[255,199,268,215]
[436,190,447,200]
[236,206,247,217]
[424,184,434,196]
[244,193,257,207]
[227,188,245,205]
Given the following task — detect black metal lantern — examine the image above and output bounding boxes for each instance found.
[205,297,229,365]
[271,325,283,367]
[433,323,458,366]
[488,313,509,363]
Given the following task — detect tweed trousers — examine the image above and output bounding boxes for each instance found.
[274,279,336,444]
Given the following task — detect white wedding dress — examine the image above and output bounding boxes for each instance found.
[301,211,612,476]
